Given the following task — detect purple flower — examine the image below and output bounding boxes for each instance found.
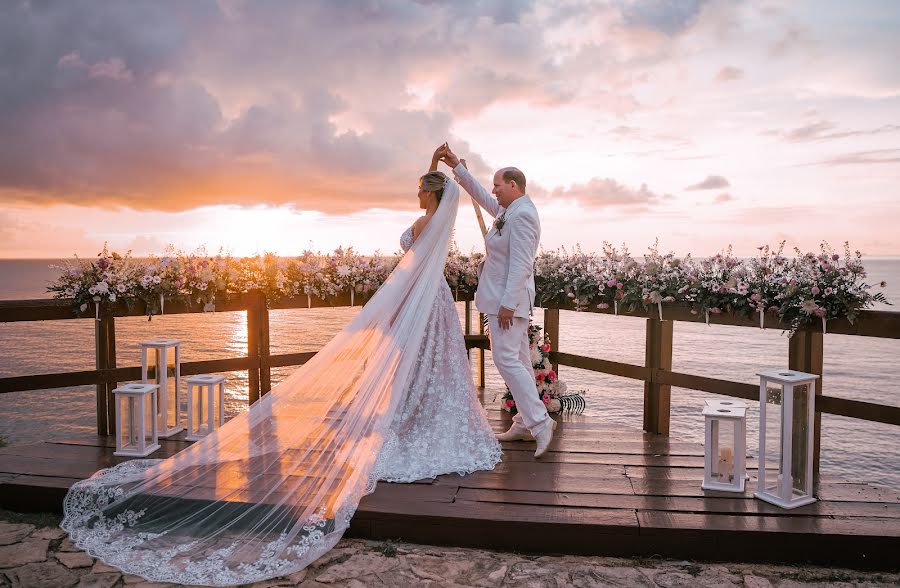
[811,286,820,295]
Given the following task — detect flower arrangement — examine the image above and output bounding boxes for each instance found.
[501,322,586,415]
[49,241,889,332]
[444,247,482,299]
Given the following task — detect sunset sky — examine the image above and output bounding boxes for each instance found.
[1,0,898,259]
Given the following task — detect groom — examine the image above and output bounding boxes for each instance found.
[436,144,556,458]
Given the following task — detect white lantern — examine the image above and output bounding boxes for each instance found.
[113,383,161,457]
[140,339,183,438]
[701,404,747,493]
[755,369,819,509]
[185,374,226,441]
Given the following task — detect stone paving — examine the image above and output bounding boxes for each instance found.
[0,512,897,587]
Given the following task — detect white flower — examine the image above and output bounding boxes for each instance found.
[95,281,109,294]
[152,275,161,284]
[109,293,117,302]
[336,265,351,277]
[116,283,127,293]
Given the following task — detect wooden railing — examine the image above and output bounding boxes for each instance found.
[1,294,898,479]
[0,292,490,437]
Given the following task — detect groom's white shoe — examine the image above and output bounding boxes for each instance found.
[533,419,557,459]
[496,422,534,442]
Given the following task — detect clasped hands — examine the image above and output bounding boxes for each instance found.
[432,143,460,169]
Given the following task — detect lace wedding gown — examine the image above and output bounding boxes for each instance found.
[61,179,501,586]
[371,227,502,482]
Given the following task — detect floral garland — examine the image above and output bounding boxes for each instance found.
[501,322,586,415]
[49,241,889,332]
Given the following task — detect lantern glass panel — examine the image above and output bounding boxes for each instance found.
[143,393,155,448]
[763,384,785,495]
[791,383,811,496]
[165,358,178,430]
[121,396,138,450]
[191,386,205,434]
[713,416,736,484]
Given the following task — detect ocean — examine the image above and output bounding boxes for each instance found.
[1,258,898,487]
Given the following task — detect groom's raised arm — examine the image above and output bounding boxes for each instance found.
[452,163,503,219]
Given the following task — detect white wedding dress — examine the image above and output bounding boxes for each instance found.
[61,178,501,586]
[371,227,501,483]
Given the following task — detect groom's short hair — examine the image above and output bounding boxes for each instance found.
[501,167,526,191]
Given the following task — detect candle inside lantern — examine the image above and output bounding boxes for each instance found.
[718,446,734,482]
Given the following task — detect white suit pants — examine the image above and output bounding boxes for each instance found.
[487,314,552,436]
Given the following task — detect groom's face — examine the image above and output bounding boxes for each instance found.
[492,171,516,208]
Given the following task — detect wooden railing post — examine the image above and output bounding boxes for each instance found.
[788,330,824,484]
[543,308,560,374]
[464,300,472,360]
[258,295,271,396]
[643,318,673,435]
[247,295,261,405]
[94,314,116,436]
[478,312,486,388]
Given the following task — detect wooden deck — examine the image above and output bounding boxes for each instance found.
[0,407,898,570]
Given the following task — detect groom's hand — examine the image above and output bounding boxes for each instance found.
[498,306,515,330]
[438,143,461,168]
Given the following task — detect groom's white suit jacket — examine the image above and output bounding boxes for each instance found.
[453,163,541,319]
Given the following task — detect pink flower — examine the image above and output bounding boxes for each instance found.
[542,395,551,405]
[709,307,722,314]
[506,399,515,408]
[548,370,557,382]
[542,344,551,352]
[616,282,623,289]
[607,279,617,287]
[597,303,610,309]
[750,293,762,302]
[814,307,827,318]
[536,372,545,382]
[824,287,833,295]
[832,254,840,261]
[811,286,820,295]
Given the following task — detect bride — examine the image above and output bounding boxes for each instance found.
[61,162,502,585]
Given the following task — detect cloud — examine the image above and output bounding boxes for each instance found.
[807,149,900,167]
[686,175,730,190]
[715,66,743,82]
[620,0,709,35]
[542,178,670,208]
[765,120,900,142]
[713,192,734,203]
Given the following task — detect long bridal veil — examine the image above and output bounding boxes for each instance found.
[61,179,462,586]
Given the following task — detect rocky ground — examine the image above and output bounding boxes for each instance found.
[0,509,897,588]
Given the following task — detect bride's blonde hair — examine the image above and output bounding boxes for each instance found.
[419,171,448,203]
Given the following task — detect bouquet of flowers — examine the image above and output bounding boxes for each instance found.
[444,248,482,299]
[48,244,141,319]
[622,240,690,319]
[501,322,586,415]
[777,242,889,333]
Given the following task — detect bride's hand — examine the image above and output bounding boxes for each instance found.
[432,143,448,162]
